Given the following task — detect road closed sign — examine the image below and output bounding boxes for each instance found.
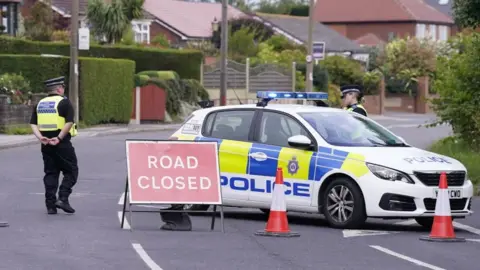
[125,140,222,205]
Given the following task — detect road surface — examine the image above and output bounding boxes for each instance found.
[0,113,478,270]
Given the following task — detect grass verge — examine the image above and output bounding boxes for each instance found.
[1,121,91,135]
[428,136,479,190]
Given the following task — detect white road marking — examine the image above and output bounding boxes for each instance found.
[343,229,400,238]
[118,211,131,230]
[132,243,163,270]
[370,245,445,270]
[466,238,480,243]
[453,221,480,236]
[118,192,125,205]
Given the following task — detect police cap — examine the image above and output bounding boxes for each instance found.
[340,84,363,99]
[44,76,65,88]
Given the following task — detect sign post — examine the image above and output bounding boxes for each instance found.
[121,139,224,232]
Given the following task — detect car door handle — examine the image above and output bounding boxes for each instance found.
[249,152,268,162]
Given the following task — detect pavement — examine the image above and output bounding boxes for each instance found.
[0,112,478,270]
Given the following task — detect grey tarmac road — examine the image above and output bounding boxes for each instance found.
[0,114,478,270]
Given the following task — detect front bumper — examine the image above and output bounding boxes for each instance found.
[358,172,474,218]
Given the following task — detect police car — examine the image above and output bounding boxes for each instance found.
[169,91,474,229]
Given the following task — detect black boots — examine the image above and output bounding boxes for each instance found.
[159,204,192,231]
[55,199,75,214]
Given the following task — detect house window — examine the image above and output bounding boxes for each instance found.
[439,25,448,41]
[132,20,151,44]
[416,23,426,39]
[429,24,437,40]
[1,5,8,33]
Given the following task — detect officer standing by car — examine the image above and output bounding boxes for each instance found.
[340,84,368,117]
[29,76,79,215]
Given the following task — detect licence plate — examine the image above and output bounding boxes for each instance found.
[434,189,462,198]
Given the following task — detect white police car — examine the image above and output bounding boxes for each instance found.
[169,91,474,229]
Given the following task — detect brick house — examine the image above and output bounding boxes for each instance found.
[0,0,21,35]
[314,0,455,45]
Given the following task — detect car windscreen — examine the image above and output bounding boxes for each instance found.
[298,112,408,147]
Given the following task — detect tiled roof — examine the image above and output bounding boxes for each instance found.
[314,0,453,24]
[143,0,247,38]
[424,0,453,18]
[354,33,386,46]
[255,13,368,53]
[49,0,89,15]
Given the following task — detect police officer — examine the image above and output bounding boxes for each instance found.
[340,85,368,117]
[29,76,79,215]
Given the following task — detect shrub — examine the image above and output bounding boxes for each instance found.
[134,72,209,117]
[0,73,32,104]
[296,63,329,92]
[0,54,135,125]
[321,55,364,86]
[0,36,203,80]
[327,84,342,108]
[429,33,480,148]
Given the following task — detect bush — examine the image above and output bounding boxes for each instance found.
[429,137,479,187]
[0,36,203,80]
[133,72,209,117]
[296,63,329,92]
[321,55,364,86]
[429,33,480,147]
[0,73,32,104]
[0,54,135,125]
[327,84,342,108]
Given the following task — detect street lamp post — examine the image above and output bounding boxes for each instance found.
[219,0,228,106]
[305,0,315,92]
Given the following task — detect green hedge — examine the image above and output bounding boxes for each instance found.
[0,54,135,125]
[0,36,202,80]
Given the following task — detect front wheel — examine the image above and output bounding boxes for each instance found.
[322,177,367,229]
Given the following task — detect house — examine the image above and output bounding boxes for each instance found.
[424,0,459,35]
[0,0,21,36]
[252,13,370,62]
[314,0,455,45]
[141,0,247,45]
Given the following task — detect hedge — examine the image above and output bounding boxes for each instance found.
[0,54,135,125]
[0,36,202,80]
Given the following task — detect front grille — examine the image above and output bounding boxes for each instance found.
[424,198,467,211]
[414,171,466,187]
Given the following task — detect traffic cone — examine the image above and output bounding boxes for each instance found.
[420,172,465,242]
[255,168,300,237]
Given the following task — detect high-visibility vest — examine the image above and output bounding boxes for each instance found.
[343,104,368,116]
[36,95,77,137]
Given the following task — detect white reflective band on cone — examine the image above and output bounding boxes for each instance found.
[270,184,287,211]
[434,189,452,216]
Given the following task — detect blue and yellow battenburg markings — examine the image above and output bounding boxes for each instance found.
[174,135,369,197]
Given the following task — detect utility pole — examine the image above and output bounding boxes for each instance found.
[219,0,228,106]
[69,0,80,124]
[305,0,315,92]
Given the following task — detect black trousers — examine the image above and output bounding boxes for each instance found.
[41,140,79,208]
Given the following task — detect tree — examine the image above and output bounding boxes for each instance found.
[24,1,54,41]
[87,0,144,44]
[452,0,480,29]
[211,17,274,49]
[430,33,480,148]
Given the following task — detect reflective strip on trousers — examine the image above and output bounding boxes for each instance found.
[39,124,58,129]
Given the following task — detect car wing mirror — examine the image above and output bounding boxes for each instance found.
[288,135,313,149]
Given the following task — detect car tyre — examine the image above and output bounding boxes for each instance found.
[259,208,270,215]
[414,217,434,229]
[322,177,367,229]
[183,204,210,212]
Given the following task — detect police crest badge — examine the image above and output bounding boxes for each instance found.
[288,156,299,175]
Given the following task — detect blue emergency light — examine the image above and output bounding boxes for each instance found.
[256,91,328,107]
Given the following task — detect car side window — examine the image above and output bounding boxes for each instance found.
[258,111,310,148]
[204,110,255,141]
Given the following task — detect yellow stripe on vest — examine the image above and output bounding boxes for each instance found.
[340,152,369,177]
[219,140,252,174]
[278,147,313,180]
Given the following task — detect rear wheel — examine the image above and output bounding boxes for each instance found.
[322,177,367,229]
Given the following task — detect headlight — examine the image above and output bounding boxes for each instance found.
[366,163,414,184]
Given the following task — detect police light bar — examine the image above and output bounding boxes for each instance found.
[256,91,328,100]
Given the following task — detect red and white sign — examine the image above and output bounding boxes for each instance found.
[125,140,222,205]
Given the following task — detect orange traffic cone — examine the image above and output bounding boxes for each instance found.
[255,168,300,237]
[420,172,465,242]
